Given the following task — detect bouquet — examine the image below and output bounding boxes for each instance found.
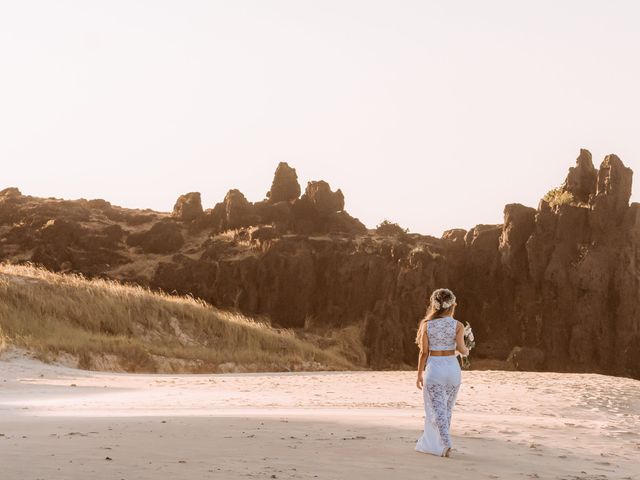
[458,322,475,369]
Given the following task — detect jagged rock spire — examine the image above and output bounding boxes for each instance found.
[563,149,597,203]
[595,154,633,203]
[590,154,633,231]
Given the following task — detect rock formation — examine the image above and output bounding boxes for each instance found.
[562,148,597,203]
[266,162,301,202]
[301,181,345,215]
[172,192,203,222]
[0,150,638,378]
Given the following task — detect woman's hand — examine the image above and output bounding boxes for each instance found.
[416,373,424,390]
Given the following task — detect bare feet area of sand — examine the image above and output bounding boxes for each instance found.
[1,349,639,480]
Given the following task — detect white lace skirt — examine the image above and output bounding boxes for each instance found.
[415,356,461,456]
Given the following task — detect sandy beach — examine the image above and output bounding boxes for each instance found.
[1,350,639,480]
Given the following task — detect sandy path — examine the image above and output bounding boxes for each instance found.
[1,352,639,480]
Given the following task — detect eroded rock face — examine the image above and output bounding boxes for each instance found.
[1,151,639,378]
[590,154,633,233]
[499,204,536,277]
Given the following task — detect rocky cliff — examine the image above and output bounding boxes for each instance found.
[1,151,638,378]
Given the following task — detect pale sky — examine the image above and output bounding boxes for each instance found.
[1,1,639,235]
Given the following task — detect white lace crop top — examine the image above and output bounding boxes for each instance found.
[427,316,457,351]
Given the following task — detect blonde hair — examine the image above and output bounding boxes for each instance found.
[415,288,457,352]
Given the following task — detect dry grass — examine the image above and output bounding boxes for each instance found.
[325,325,368,366]
[0,263,354,373]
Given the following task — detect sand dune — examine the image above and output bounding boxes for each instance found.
[1,350,639,480]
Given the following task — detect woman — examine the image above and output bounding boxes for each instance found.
[415,288,468,457]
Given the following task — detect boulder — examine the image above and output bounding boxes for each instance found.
[172,192,204,221]
[207,190,258,232]
[266,162,301,203]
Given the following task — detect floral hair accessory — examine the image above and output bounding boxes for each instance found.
[430,288,456,311]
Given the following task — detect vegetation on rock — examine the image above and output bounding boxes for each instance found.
[375,219,409,236]
[543,186,575,207]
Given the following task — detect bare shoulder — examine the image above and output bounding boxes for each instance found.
[454,319,464,331]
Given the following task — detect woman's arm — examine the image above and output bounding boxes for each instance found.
[455,321,469,356]
[416,332,429,389]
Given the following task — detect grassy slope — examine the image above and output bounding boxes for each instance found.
[0,264,354,373]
